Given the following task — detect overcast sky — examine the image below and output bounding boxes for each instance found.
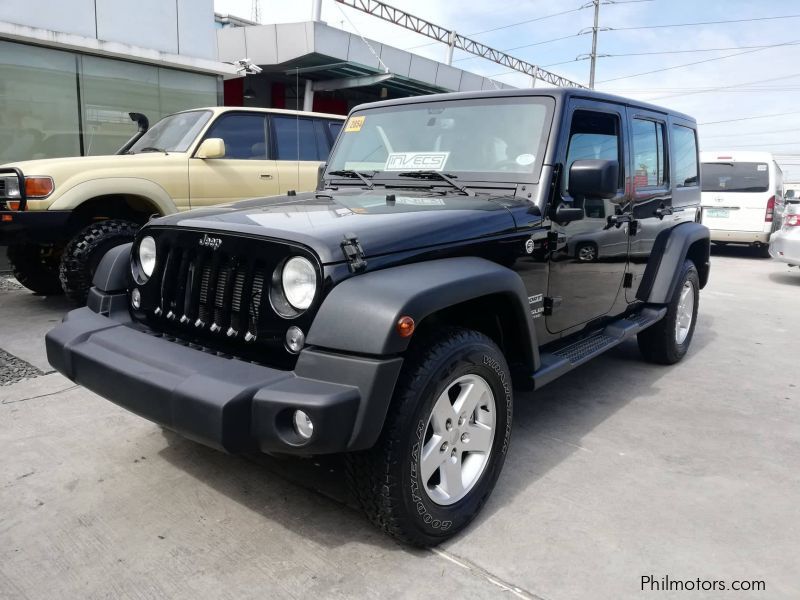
[214,0,800,180]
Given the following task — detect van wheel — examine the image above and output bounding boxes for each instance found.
[757,244,771,258]
[59,219,139,305]
[638,259,699,365]
[6,243,64,295]
[346,327,513,547]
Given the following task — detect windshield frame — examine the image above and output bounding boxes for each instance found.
[128,109,213,154]
[324,95,556,188]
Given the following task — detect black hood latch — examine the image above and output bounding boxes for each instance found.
[341,233,367,273]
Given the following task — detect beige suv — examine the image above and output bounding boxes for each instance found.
[0,106,344,302]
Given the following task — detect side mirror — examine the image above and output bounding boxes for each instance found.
[568,159,619,200]
[196,138,225,159]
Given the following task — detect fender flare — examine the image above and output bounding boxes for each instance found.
[47,178,179,215]
[636,221,710,304]
[306,257,540,371]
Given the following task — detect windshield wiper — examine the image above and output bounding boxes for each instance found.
[327,169,375,189]
[396,171,473,196]
[138,147,169,155]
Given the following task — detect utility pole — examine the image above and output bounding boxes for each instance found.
[589,0,600,89]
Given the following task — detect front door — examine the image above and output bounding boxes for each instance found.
[545,101,631,334]
[188,112,280,207]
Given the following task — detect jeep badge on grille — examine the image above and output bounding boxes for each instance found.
[198,234,222,250]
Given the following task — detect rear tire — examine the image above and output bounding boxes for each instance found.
[757,244,771,258]
[637,259,699,365]
[6,243,64,295]
[59,219,139,305]
[346,327,513,547]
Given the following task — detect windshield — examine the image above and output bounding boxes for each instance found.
[327,97,554,181]
[128,110,212,154]
[701,162,770,193]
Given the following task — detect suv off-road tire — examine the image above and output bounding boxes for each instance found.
[6,243,64,295]
[346,327,513,547]
[59,219,139,305]
[638,259,700,365]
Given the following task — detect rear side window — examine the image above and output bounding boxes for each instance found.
[701,162,769,193]
[203,113,267,160]
[565,110,623,189]
[671,125,698,187]
[328,120,343,140]
[632,118,666,187]
[273,116,320,161]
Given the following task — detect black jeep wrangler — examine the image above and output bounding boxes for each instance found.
[46,89,709,546]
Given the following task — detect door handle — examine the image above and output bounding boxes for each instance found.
[655,205,673,219]
[259,173,273,179]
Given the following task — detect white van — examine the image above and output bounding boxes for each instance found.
[700,151,784,256]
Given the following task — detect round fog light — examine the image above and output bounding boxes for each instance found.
[293,410,314,440]
[131,288,141,309]
[285,326,305,353]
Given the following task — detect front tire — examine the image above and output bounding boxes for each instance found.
[6,243,64,295]
[346,327,513,547]
[637,259,700,364]
[59,219,139,305]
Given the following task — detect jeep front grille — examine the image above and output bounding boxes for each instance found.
[135,228,319,363]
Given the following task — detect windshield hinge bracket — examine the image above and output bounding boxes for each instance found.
[341,233,367,273]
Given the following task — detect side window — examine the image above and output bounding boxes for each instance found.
[672,125,698,187]
[565,110,622,190]
[203,114,266,160]
[327,120,343,141]
[313,119,331,158]
[273,116,319,161]
[632,118,666,187]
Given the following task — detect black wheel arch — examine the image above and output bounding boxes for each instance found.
[306,257,540,375]
[636,221,710,304]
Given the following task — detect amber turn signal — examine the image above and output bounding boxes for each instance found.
[24,177,54,198]
[396,315,415,338]
[4,201,20,211]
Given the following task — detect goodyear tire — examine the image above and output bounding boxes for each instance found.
[6,243,64,295]
[346,327,513,547]
[638,259,700,365]
[59,219,139,305]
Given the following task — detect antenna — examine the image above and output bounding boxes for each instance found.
[251,0,261,24]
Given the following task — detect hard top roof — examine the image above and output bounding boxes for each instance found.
[350,87,696,124]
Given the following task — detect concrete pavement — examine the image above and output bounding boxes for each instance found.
[1,247,798,599]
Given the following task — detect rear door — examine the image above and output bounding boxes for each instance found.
[188,112,280,207]
[701,158,772,234]
[270,115,331,193]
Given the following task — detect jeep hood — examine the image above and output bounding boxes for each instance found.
[150,189,534,264]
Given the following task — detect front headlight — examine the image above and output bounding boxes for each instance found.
[1,176,20,199]
[138,236,157,278]
[282,256,317,310]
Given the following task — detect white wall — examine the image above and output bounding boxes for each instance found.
[0,0,216,59]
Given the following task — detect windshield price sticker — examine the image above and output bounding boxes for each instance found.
[385,152,450,171]
[345,116,366,132]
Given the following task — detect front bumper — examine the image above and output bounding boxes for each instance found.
[709,229,770,245]
[46,304,403,455]
[0,210,72,244]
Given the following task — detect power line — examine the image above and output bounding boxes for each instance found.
[649,71,800,101]
[453,33,582,63]
[699,110,800,126]
[597,39,799,84]
[610,13,800,31]
[702,128,800,139]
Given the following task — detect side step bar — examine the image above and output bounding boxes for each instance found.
[532,306,667,389]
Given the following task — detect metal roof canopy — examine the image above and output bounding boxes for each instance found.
[216,20,517,101]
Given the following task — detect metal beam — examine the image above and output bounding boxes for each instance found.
[311,72,394,91]
[334,0,585,88]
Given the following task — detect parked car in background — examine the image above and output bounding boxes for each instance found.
[700,151,784,257]
[0,107,345,302]
[769,203,800,267]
